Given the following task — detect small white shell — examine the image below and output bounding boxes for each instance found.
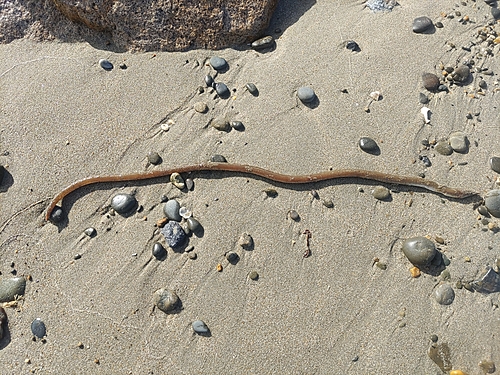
[370,91,381,101]
[421,107,431,124]
[170,172,185,189]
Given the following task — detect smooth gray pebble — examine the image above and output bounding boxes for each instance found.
[152,243,167,260]
[402,236,436,267]
[489,156,500,173]
[147,151,162,165]
[111,194,137,215]
[433,284,455,305]
[297,87,315,103]
[413,16,433,33]
[31,318,46,338]
[192,320,209,334]
[209,56,227,70]
[99,59,113,70]
[163,199,181,221]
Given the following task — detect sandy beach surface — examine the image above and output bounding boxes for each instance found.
[1,0,499,373]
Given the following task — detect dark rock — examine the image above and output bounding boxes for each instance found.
[110,193,137,215]
[453,65,470,83]
[153,288,180,313]
[0,165,5,185]
[31,318,46,338]
[402,237,436,267]
[209,56,227,70]
[49,206,64,223]
[0,307,6,340]
[422,73,440,91]
[160,221,186,249]
[358,137,379,154]
[413,16,433,33]
[152,242,167,260]
[345,40,360,51]
[489,156,500,173]
[0,1,279,52]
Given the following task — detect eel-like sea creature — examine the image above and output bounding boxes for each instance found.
[45,162,480,221]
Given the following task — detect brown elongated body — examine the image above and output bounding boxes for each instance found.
[45,162,479,221]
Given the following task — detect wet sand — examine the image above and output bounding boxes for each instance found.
[0,0,499,373]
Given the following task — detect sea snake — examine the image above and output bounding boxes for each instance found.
[45,162,480,221]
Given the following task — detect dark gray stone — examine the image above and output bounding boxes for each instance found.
[422,73,440,91]
[210,154,227,162]
[433,284,455,305]
[49,206,64,223]
[99,59,113,70]
[402,236,436,267]
[209,56,227,70]
[215,82,229,97]
[413,16,433,33]
[246,83,258,96]
[147,151,162,165]
[187,217,202,233]
[204,75,214,87]
[31,318,46,338]
[435,141,453,156]
[453,65,470,83]
[111,193,137,215]
[489,156,500,173]
[152,242,167,260]
[163,199,181,222]
[160,221,186,249]
[358,137,379,153]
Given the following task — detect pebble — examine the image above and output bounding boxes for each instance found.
[153,288,180,313]
[435,141,453,156]
[297,87,316,103]
[119,62,127,69]
[449,131,468,153]
[453,65,470,83]
[358,137,379,154]
[0,276,26,302]
[478,205,489,216]
[147,151,162,165]
[251,35,274,50]
[194,102,208,113]
[211,118,230,131]
[185,178,194,191]
[246,83,258,96]
[413,16,433,33]
[438,84,448,92]
[192,320,209,334]
[489,156,500,173]
[210,154,227,162]
[289,210,300,221]
[31,318,46,338]
[422,73,440,91]
[433,284,455,305]
[492,7,500,20]
[187,217,202,233]
[160,221,187,249]
[402,236,437,267]
[84,227,96,237]
[471,266,500,293]
[225,251,239,263]
[365,0,397,12]
[0,307,6,339]
[435,21,443,28]
[163,199,181,221]
[419,92,429,104]
[204,74,214,87]
[372,186,390,200]
[99,59,113,70]
[49,206,64,223]
[209,56,227,70]
[170,172,185,189]
[215,82,229,97]
[420,155,431,167]
[345,40,360,51]
[0,165,5,184]
[152,242,167,260]
[238,233,254,250]
[248,271,259,280]
[110,193,137,215]
[230,120,244,131]
[479,79,487,89]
